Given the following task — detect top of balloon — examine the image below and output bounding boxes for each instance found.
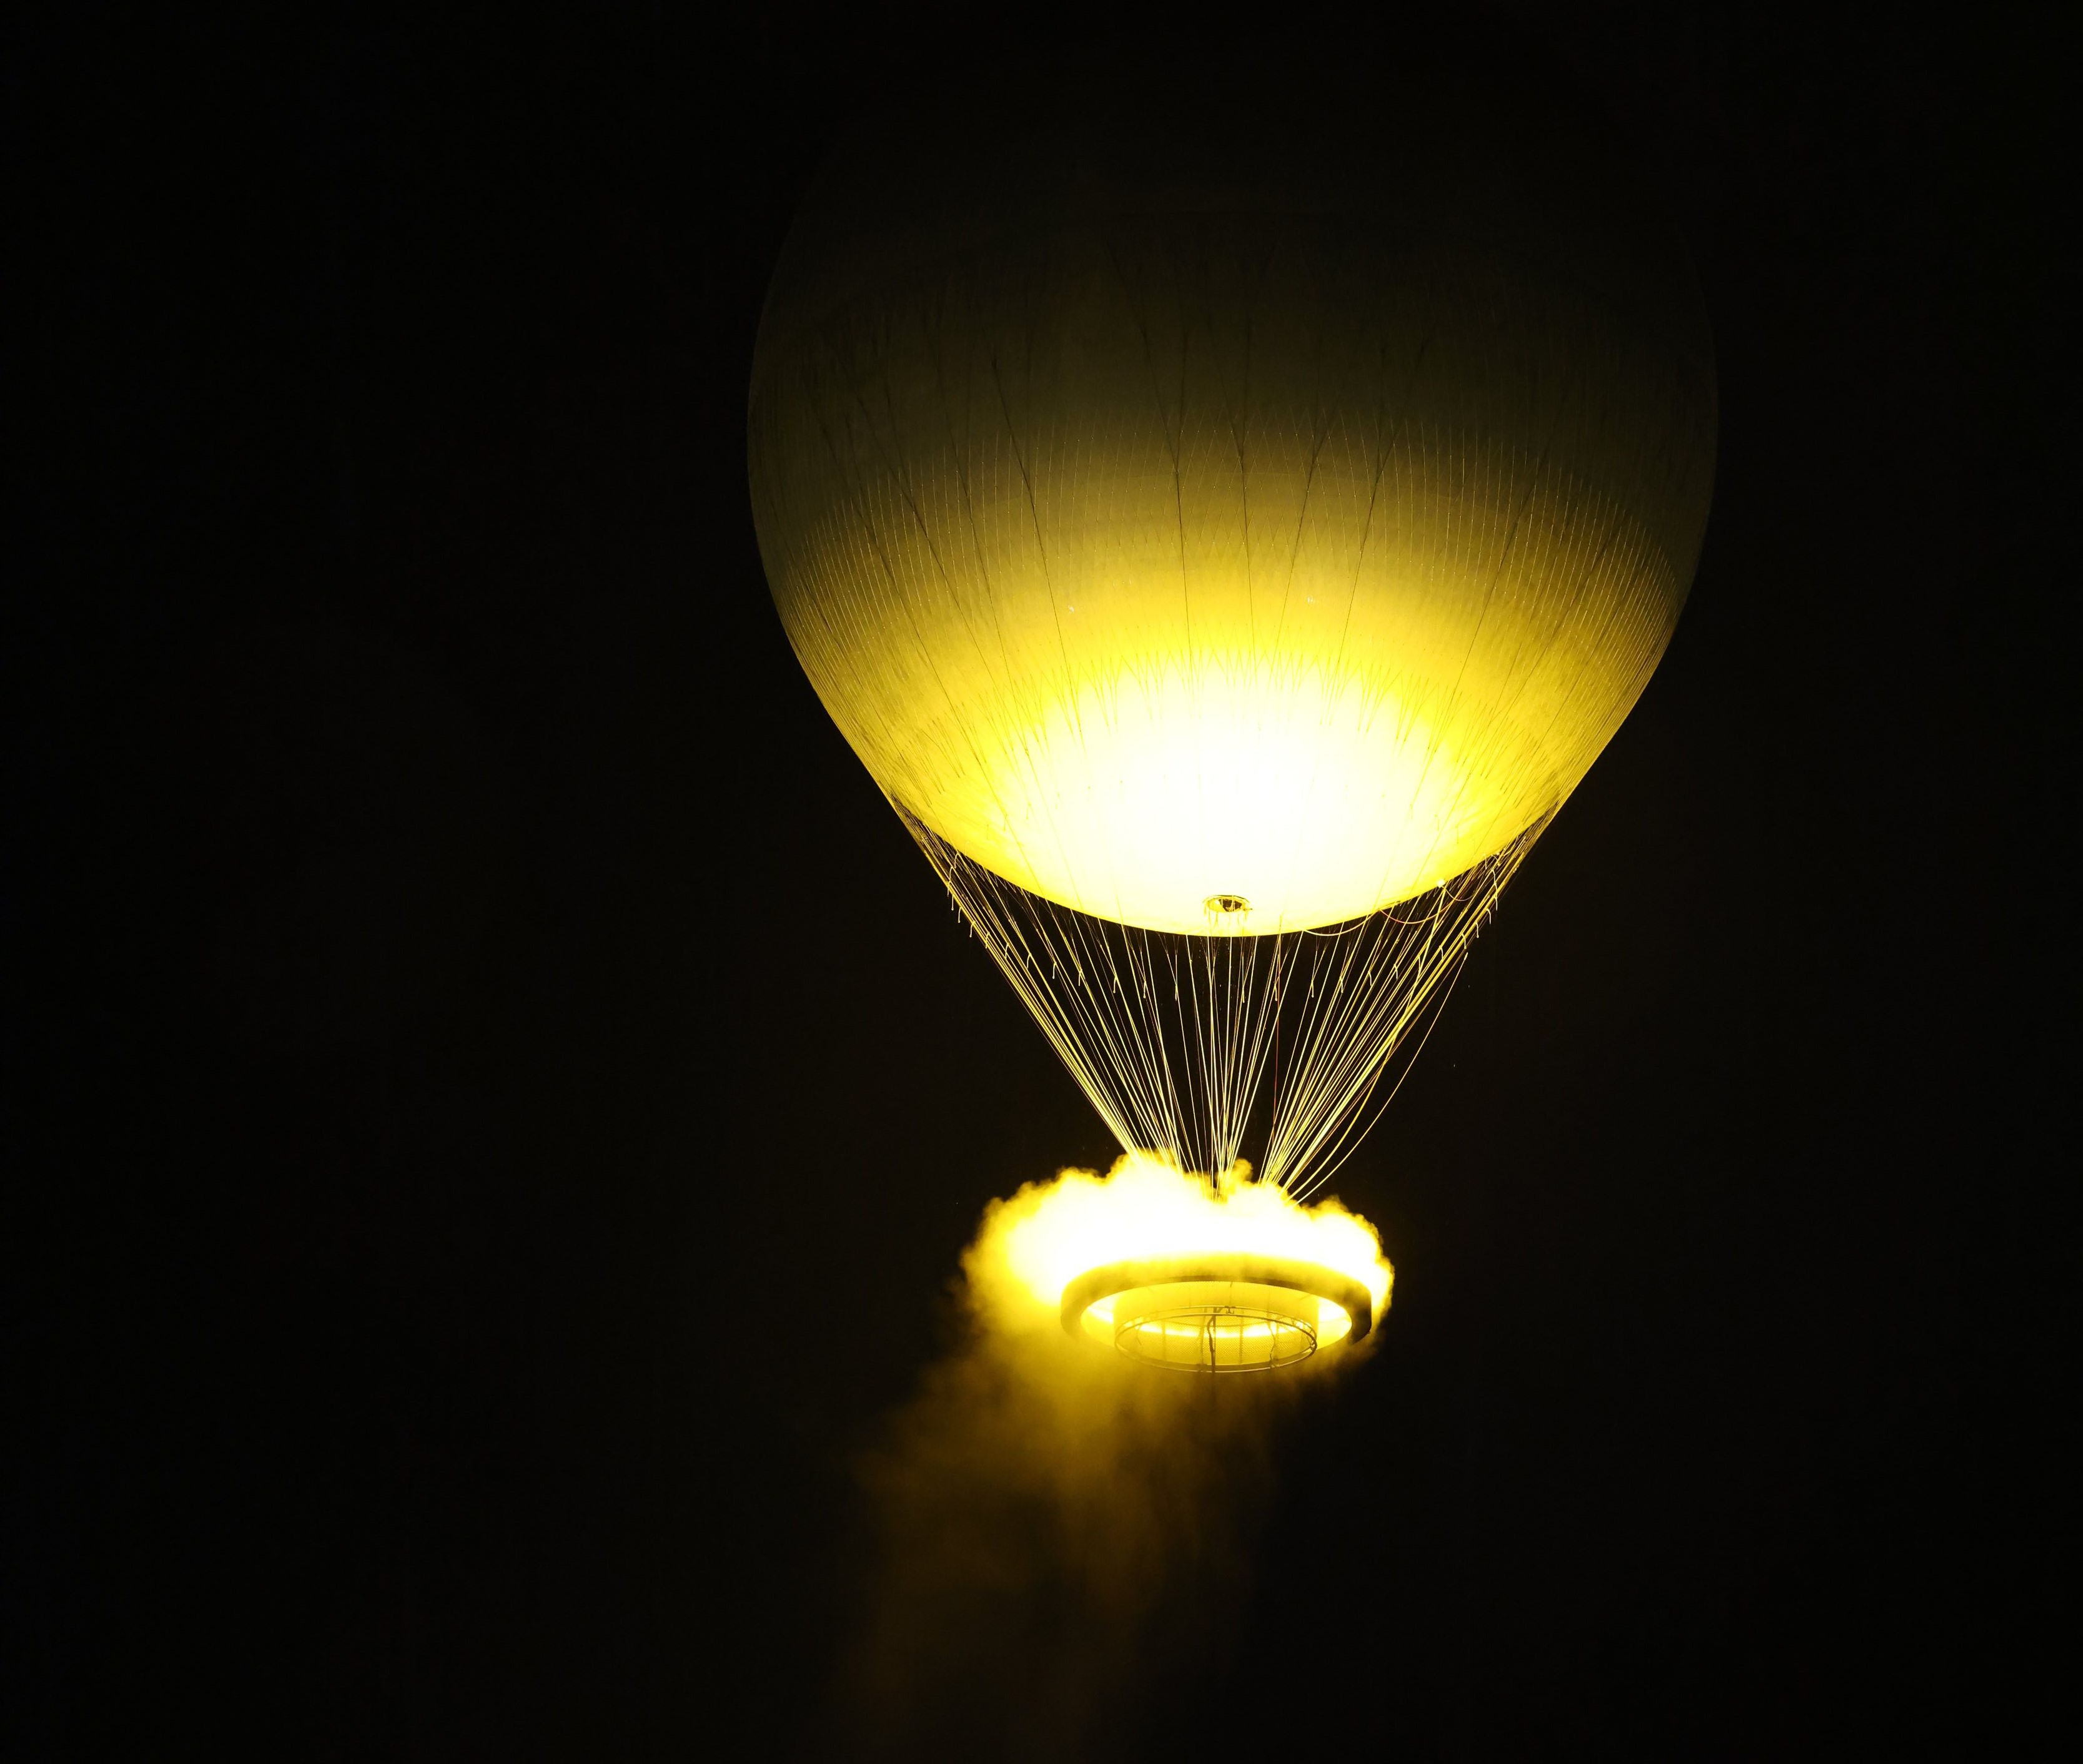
[751,70,1715,935]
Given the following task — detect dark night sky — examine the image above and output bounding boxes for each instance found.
[4,7,2066,1758]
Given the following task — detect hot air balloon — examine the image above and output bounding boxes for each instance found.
[750,74,1715,1371]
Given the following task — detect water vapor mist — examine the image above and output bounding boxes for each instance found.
[834,1157,1382,1758]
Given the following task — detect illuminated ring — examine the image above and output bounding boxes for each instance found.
[1059,1255,1374,1354]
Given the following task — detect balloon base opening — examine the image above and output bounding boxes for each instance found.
[1060,1256,1373,1373]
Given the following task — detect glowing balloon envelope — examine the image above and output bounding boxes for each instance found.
[751,89,1714,939]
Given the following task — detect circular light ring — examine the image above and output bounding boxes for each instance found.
[1059,1255,1374,1369]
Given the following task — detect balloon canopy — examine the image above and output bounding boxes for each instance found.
[750,82,1715,937]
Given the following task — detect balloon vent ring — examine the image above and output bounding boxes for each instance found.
[1205,894,1251,917]
[1060,1256,1372,1374]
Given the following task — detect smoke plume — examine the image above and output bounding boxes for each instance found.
[832,1158,1383,1757]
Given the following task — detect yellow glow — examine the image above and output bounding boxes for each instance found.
[964,1153,1392,1343]
[1087,1279,1352,1349]
[773,520,1671,934]
[750,102,1714,936]
[946,657,1498,934]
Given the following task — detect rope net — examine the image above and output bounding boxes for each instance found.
[903,809,1545,1200]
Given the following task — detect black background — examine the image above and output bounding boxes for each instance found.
[6,6,2066,1758]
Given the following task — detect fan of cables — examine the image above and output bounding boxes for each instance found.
[904,809,1543,1198]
